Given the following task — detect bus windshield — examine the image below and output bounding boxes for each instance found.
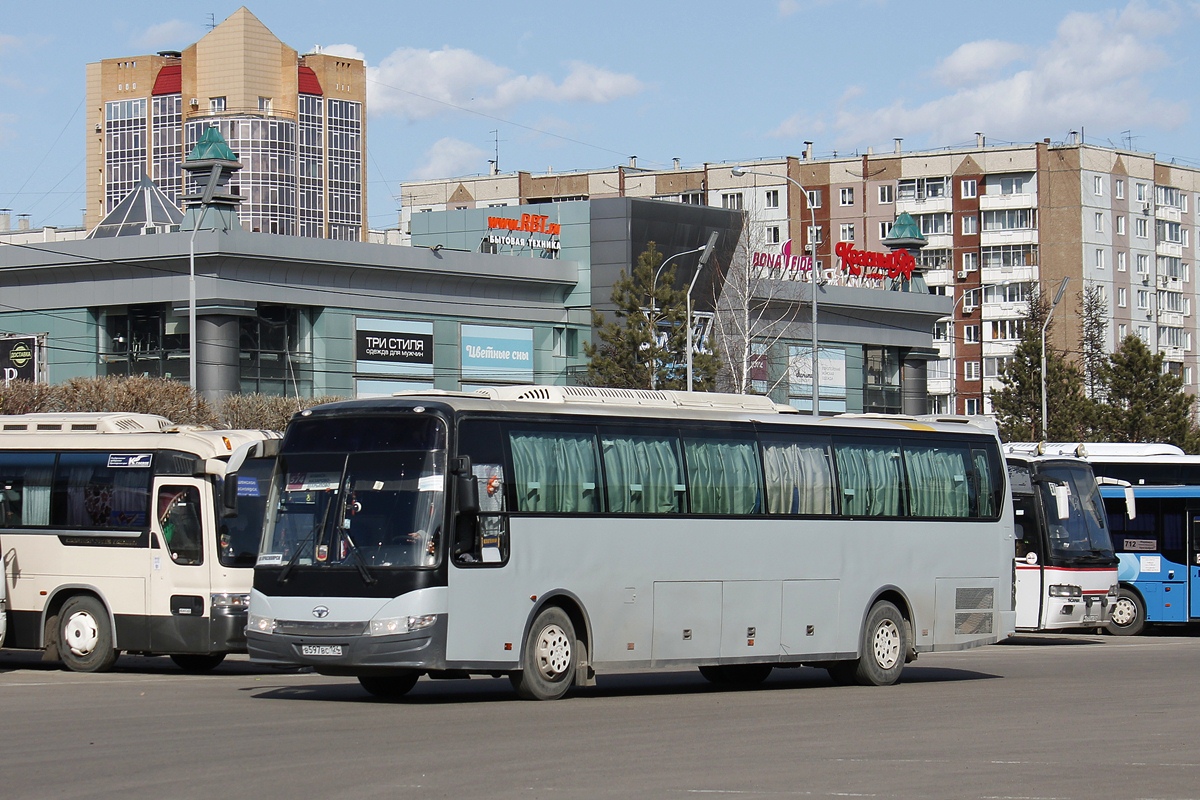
[1038,463,1114,560]
[262,449,445,569]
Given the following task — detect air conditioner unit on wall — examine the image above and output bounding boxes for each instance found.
[189,98,199,107]
[957,270,969,279]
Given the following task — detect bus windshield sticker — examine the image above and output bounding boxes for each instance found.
[108,453,152,469]
[237,476,261,497]
[286,472,341,491]
[257,553,283,566]
[418,475,443,492]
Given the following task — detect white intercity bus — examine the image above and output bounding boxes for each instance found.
[247,387,1016,700]
[1003,444,1129,632]
[0,413,279,672]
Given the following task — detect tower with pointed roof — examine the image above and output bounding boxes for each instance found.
[85,7,366,240]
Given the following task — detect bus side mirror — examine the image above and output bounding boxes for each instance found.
[452,456,479,516]
[223,474,240,517]
[1050,483,1071,522]
[1124,486,1136,520]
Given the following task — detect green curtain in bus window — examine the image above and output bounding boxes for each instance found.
[834,441,901,516]
[509,431,599,514]
[683,437,762,515]
[903,445,970,518]
[761,438,833,515]
[972,448,997,518]
[601,434,683,514]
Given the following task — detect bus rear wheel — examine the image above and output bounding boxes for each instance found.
[699,664,773,687]
[1107,588,1146,636]
[170,653,226,672]
[848,601,907,686]
[358,672,420,699]
[510,607,576,701]
[57,595,119,673]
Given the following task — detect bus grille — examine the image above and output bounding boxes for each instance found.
[954,587,995,635]
[275,620,369,637]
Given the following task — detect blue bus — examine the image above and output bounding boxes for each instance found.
[1068,443,1200,635]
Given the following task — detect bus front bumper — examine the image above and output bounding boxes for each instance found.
[246,615,447,671]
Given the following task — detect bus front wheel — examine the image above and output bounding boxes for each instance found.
[358,672,420,698]
[57,595,119,673]
[510,607,576,701]
[849,601,908,686]
[1107,588,1146,636]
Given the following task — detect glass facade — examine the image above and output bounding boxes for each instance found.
[151,94,183,206]
[298,94,325,238]
[104,99,147,213]
[326,99,363,241]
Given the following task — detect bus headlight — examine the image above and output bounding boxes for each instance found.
[1048,584,1083,598]
[211,593,251,610]
[247,613,277,634]
[369,615,438,636]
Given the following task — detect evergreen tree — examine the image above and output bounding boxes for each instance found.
[990,286,1096,441]
[1080,282,1109,403]
[1100,334,1199,449]
[583,242,720,390]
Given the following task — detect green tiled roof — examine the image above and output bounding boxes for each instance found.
[186,127,238,162]
[884,211,925,243]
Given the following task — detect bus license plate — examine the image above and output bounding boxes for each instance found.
[301,644,343,656]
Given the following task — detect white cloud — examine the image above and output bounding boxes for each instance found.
[413,137,489,180]
[363,46,642,121]
[806,1,1192,151]
[934,40,1028,88]
[131,20,205,52]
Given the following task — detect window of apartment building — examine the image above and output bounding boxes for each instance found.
[1157,186,1185,210]
[981,244,1038,269]
[1118,287,1127,307]
[681,192,703,204]
[1095,249,1105,270]
[1116,215,1125,235]
[1093,175,1104,196]
[982,209,1035,230]
[961,288,981,312]
[963,252,979,272]
[1115,179,1125,199]
[1094,212,1103,233]
[964,397,982,415]
[1186,367,1194,386]
[929,358,950,379]
[1158,219,1183,243]
[806,189,822,208]
[984,356,1012,378]
[721,192,744,210]
[210,97,226,112]
[964,361,981,381]
[1137,253,1150,273]
[963,325,981,344]
[916,213,951,235]
[1117,251,1127,271]
[933,321,949,342]
[258,97,273,112]
[984,282,1030,304]
[1159,255,1183,279]
[1137,290,1150,309]
[879,221,893,239]
[962,215,977,235]
[961,179,977,199]
[897,177,948,200]
[1119,323,1128,339]
[917,249,951,271]
[1136,183,1147,202]
[839,223,855,242]
[1137,325,1150,343]
[878,184,894,204]
[997,175,1027,195]
[808,225,824,244]
[1135,217,1148,238]
[766,226,781,244]
[765,189,779,209]
[990,319,1024,340]
[840,187,854,206]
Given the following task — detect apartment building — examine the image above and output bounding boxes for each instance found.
[85,7,366,240]
[402,137,1200,413]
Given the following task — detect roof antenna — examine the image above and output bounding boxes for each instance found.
[206,13,217,30]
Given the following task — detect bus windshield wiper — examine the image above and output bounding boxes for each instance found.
[279,491,335,583]
[339,530,378,586]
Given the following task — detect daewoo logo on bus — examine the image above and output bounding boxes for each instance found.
[312,606,330,618]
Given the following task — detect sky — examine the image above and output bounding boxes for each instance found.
[2,0,1199,231]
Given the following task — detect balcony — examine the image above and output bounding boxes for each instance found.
[1159,311,1185,328]
[1157,241,1183,258]
[896,196,953,214]
[980,229,1038,247]
[979,193,1036,210]
[1162,346,1185,362]
[1157,206,1182,223]
[981,266,1036,284]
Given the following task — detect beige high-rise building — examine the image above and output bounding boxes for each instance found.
[86,7,366,239]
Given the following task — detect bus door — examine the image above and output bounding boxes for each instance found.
[1191,510,1200,620]
[1013,493,1044,629]
[148,478,212,652]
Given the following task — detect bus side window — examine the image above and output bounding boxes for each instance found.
[158,485,203,566]
[455,420,509,566]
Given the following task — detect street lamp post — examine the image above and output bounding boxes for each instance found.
[649,239,715,390]
[1041,276,1070,439]
[732,167,820,415]
[685,231,720,391]
[187,205,211,393]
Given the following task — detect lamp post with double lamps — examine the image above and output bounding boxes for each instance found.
[649,235,718,390]
[732,167,820,415]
